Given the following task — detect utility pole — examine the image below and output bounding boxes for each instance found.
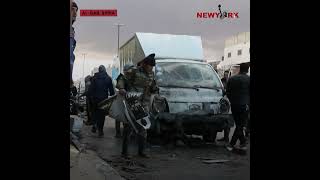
[114,23,125,71]
[80,53,87,94]
[114,23,125,57]
[82,53,86,79]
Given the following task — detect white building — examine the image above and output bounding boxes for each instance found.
[218,32,250,70]
[106,64,112,76]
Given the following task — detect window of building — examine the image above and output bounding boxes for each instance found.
[228,52,231,58]
[249,48,250,54]
[238,49,242,56]
[222,56,224,61]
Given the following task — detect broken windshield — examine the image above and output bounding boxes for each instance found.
[155,62,222,89]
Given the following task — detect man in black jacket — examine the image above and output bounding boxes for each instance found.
[225,62,250,152]
[221,70,229,88]
[88,65,115,137]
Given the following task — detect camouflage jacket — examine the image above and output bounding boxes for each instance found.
[116,66,158,102]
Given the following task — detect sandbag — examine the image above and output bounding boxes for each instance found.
[109,93,127,123]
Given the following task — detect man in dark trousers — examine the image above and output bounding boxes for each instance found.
[88,65,115,137]
[116,54,157,158]
[225,62,250,152]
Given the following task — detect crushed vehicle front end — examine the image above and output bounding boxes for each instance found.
[151,59,232,142]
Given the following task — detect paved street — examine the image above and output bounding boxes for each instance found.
[70,144,124,180]
[79,117,250,180]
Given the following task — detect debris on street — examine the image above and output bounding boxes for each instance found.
[202,159,230,164]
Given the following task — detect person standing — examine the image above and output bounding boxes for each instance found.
[116,54,157,158]
[70,1,78,84]
[114,64,135,138]
[88,65,115,137]
[225,63,250,152]
[221,70,229,88]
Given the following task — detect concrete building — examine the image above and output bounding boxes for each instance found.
[218,32,250,70]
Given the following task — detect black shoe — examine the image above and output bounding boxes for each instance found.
[98,131,104,137]
[226,144,234,152]
[138,153,150,158]
[91,127,96,133]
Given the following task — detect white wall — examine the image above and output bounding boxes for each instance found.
[221,32,250,69]
[224,42,250,65]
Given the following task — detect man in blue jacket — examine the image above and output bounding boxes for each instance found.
[88,65,115,137]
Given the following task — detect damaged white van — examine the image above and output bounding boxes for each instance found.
[119,33,231,143]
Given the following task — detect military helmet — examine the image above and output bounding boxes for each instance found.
[137,53,156,66]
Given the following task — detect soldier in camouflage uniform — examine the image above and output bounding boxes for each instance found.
[116,53,157,158]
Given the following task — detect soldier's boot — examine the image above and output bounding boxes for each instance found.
[138,134,150,158]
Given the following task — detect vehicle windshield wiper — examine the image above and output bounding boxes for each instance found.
[161,85,194,89]
[160,85,222,91]
[193,85,222,91]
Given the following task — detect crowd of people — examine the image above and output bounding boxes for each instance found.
[81,54,157,158]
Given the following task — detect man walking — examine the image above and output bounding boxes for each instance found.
[225,63,250,152]
[88,65,115,137]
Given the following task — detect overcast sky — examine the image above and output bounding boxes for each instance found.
[72,0,250,80]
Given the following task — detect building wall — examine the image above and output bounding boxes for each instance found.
[224,42,250,65]
[221,32,250,68]
[120,37,135,73]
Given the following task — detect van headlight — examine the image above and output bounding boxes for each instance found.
[189,104,201,111]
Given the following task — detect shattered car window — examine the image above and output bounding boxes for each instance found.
[155,62,222,89]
